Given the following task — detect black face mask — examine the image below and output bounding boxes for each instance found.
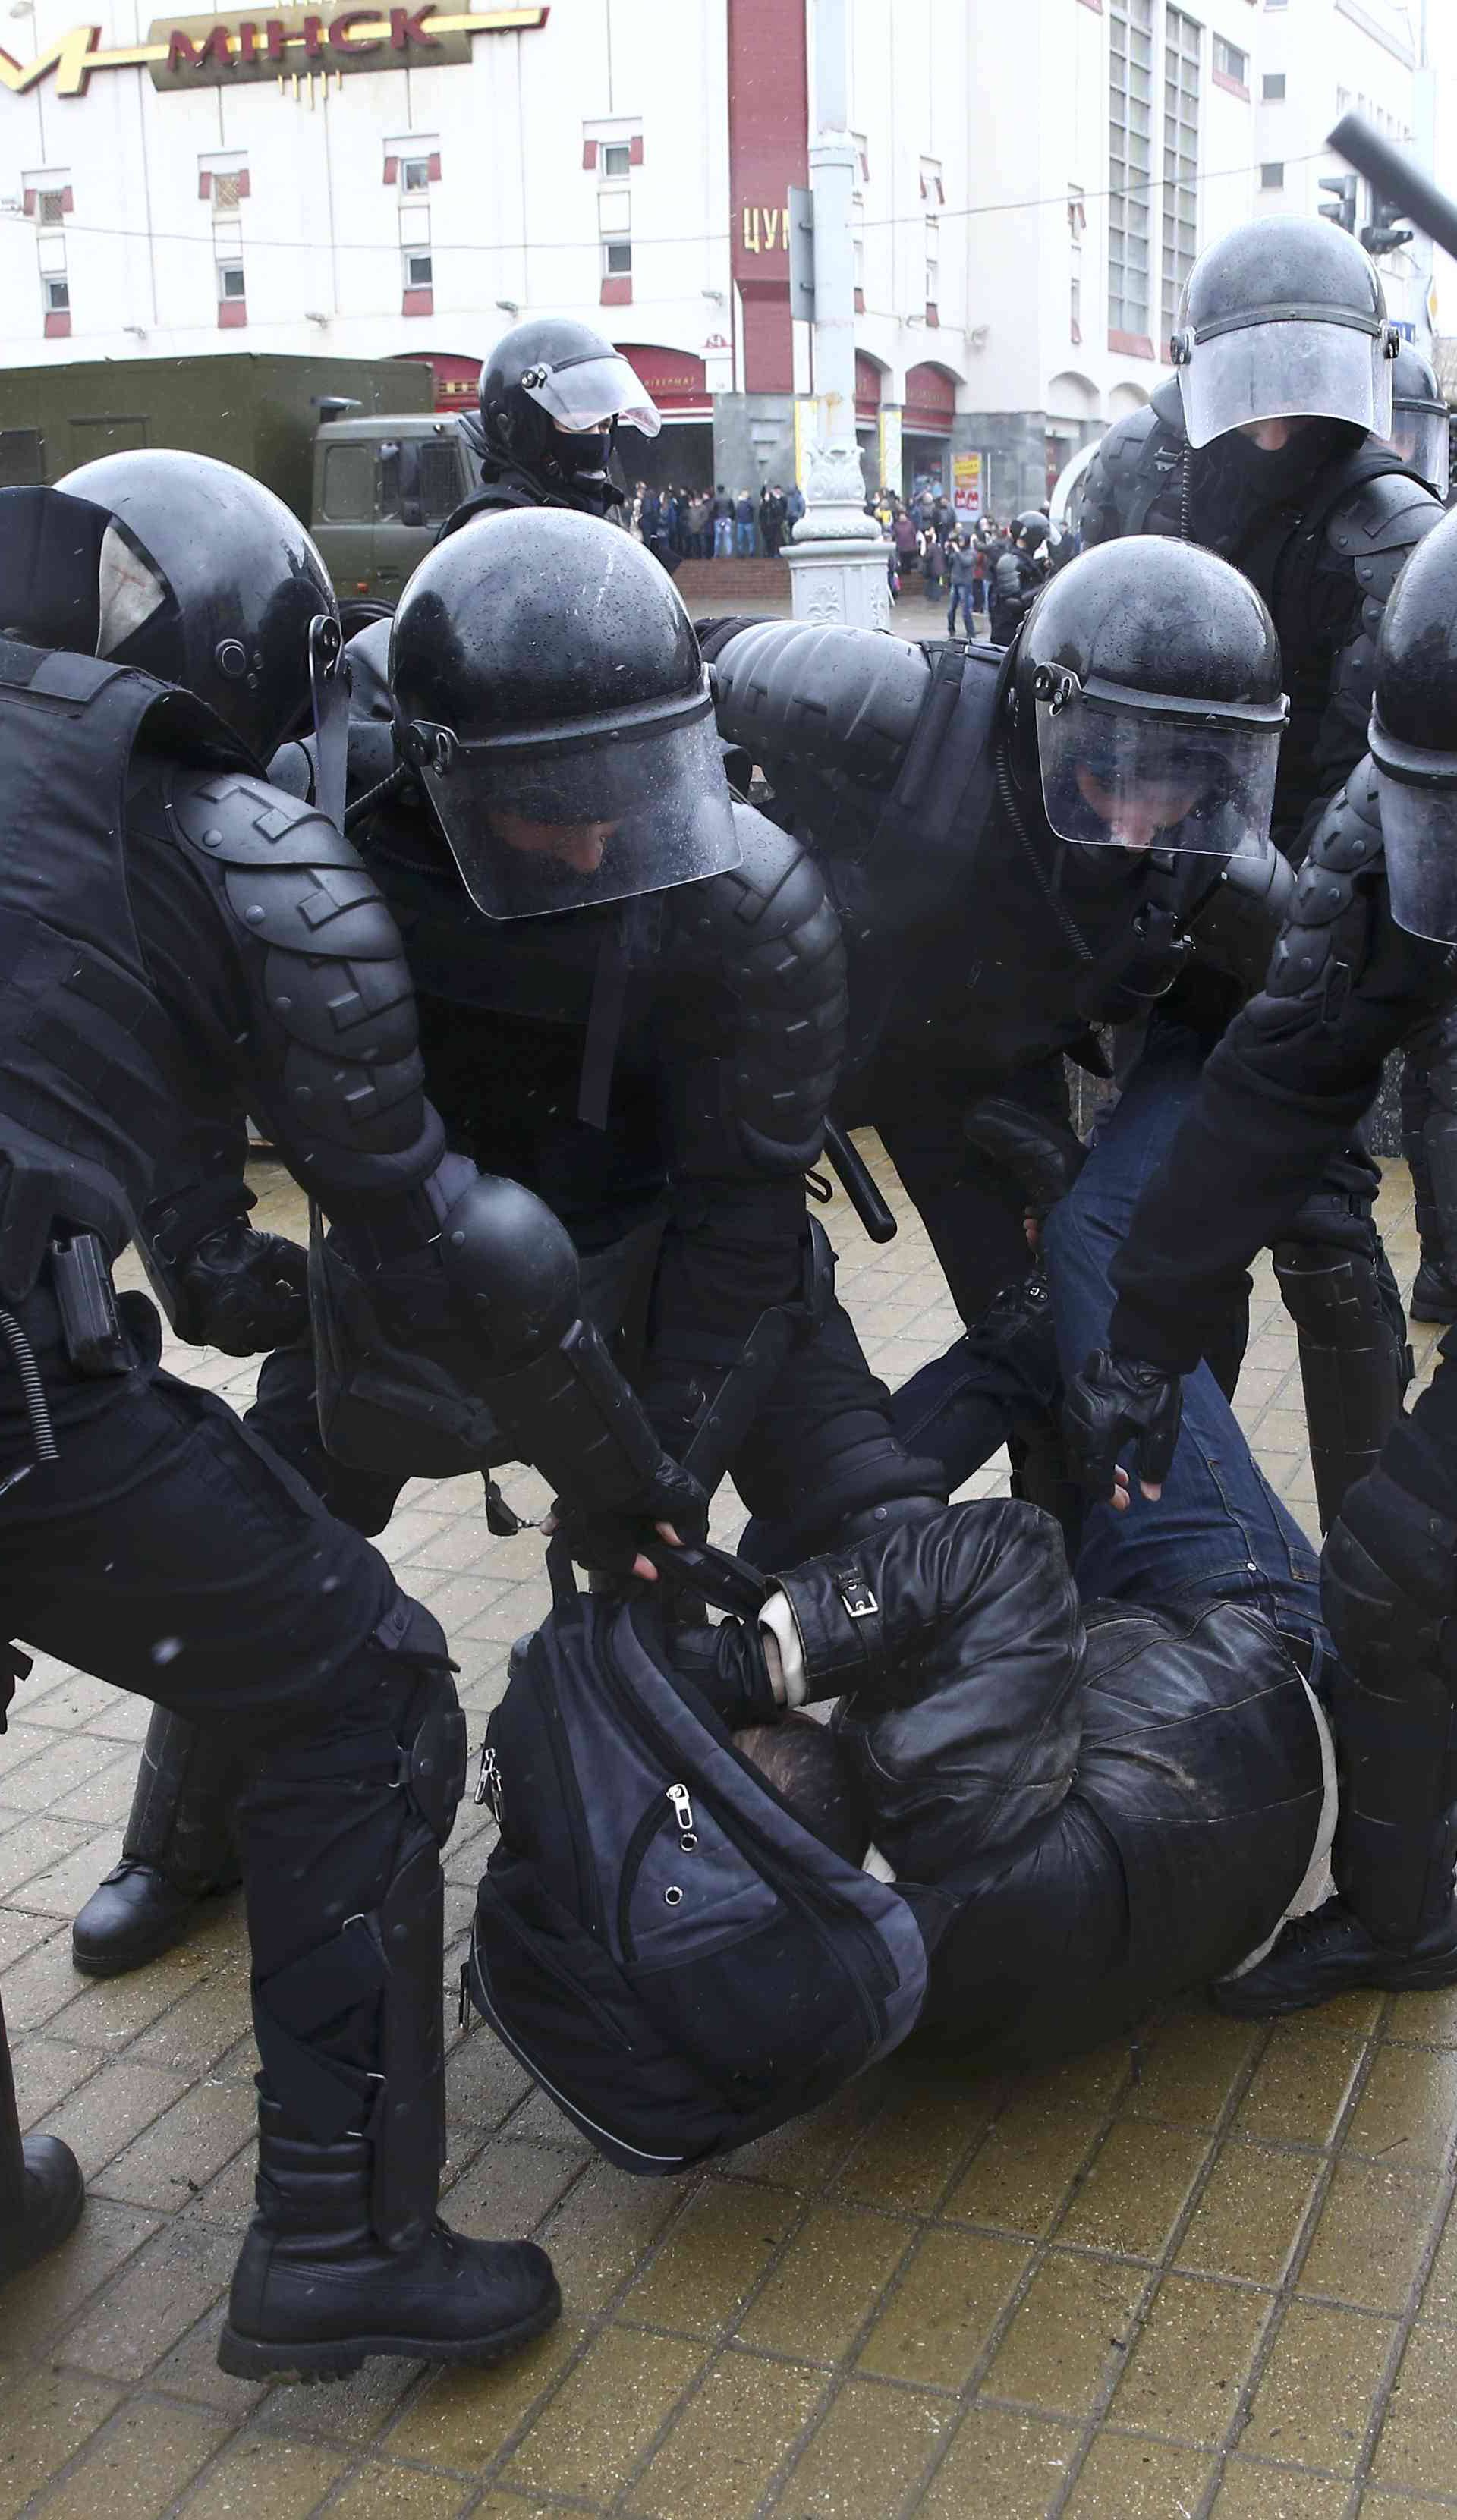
[554,430,612,477]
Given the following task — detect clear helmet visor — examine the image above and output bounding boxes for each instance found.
[1037,699,1282,857]
[1177,316,1394,451]
[1386,404,1451,500]
[416,697,741,919]
[522,351,662,440]
[1372,766,1457,943]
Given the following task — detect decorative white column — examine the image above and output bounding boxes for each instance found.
[786,0,889,631]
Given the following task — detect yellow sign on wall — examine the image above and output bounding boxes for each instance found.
[0,0,544,96]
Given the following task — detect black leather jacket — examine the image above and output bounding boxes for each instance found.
[778,1503,1325,2065]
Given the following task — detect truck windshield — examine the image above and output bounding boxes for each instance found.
[321,443,373,521]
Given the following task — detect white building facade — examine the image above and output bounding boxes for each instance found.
[0,0,1430,513]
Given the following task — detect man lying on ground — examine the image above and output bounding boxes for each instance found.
[468,1023,1367,2168]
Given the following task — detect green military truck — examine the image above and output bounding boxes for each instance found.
[0,352,477,602]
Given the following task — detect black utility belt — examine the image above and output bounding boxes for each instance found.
[43,1230,131,1376]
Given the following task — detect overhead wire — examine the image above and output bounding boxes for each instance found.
[0,145,1335,262]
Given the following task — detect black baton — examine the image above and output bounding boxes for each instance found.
[823,1118,898,1244]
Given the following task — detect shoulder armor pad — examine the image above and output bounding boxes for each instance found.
[1262,769,1382,1002]
[169,768,360,873]
[714,618,928,791]
[1326,470,1444,562]
[166,768,404,962]
[670,804,847,1172]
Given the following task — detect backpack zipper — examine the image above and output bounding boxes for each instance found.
[618,1785,701,1965]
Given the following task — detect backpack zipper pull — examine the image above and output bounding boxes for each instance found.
[667,1782,696,1845]
[475,1743,502,1816]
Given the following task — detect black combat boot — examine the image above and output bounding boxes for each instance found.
[71,1705,244,1976]
[0,1994,84,2282]
[1216,1607,1457,2020]
[1213,1892,1457,2019]
[1409,1257,1457,1323]
[218,2103,559,2382]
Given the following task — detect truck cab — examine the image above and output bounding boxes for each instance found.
[310,412,477,604]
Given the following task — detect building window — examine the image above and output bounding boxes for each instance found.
[199,153,249,206]
[404,252,433,290]
[603,241,632,276]
[218,263,245,300]
[1260,162,1285,189]
[851,130,870,181]
[924,216,939,309]
[43,275,69,312]
[1162,7,1200,342]
[1068,184,1087,238]
[24,168,73,221]
[1262,72,1285,100]
[919,154,945,206]
[385,139,441,189]
[1213,36,1248,96]
[1071,269,1082,342]
[1108,0,1154,345]
[582,122,642,173]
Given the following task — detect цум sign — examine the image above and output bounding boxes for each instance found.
[0,0,545,95]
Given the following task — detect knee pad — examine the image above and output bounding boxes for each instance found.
[367,1594,466,1846]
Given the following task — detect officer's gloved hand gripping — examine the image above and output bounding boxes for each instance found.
[1063,1350,1183,1508]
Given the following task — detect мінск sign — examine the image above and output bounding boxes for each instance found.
[0,0,544,95]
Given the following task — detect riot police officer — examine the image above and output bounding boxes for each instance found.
[709,540,1317,1427]
[447,318,662,537]
[74,502,941,1973]
[0,455,726,2366]
[987,513,1048,645]
[1078,216,1442,860]
[1064,505,1457,2015]
[1378,345,1457,1320]
[1384,341,1451,502]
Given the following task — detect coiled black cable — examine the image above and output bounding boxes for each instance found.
[0,1306,58,1493]
[343,763,414,834]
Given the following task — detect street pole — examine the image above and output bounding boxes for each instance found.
[786,0,889,628]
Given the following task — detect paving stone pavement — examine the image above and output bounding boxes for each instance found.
[3,1138,1455,2520]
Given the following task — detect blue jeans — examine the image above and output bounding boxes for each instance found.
[892,1025,1327,1669]
[735,521,754,556]
[946,587,975,634]
[713,517,733,558]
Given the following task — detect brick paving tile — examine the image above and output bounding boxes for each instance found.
[770,2374,951,2519]
[1210,2465,1352,2519]
[914,2404,1079,2518]
[2,1147,1448,2517]
[1061,2430,1215,2516]
[19,2396,231,2520]
[626,2347,827,2519]
[172,2432,351,2519]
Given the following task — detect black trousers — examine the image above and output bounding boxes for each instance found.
[4,1289,461,2217]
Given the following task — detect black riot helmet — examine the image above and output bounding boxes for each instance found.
[1368,507,1457,940]
[1383,343,1450,501]
[1169,216,1399,451]
[49,448,336,762]
[1014,538,1288,860]
[477,318,661,486]
[1013,511,1049,552]
[391,506,741,919]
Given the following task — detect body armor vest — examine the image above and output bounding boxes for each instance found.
[0,644,236,1298]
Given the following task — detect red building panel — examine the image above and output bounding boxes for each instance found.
[726,0,807,393]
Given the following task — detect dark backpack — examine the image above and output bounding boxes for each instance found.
[462,1554,929,2175]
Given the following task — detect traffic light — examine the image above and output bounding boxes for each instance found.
[1320,173,1358,232]
[1362,194,1415,257]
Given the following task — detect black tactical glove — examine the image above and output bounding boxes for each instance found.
[964,1093,1087,1232]
[172,1218,310,1355]
[549,1453,709,1584]
[1063,1348,1182,1503]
